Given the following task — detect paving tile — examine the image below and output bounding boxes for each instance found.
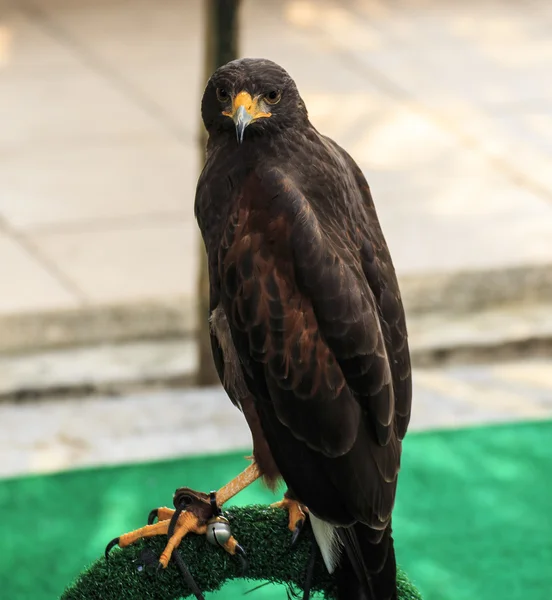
[0,136,198,229]
[323,0,552,107]
[371,166,552,276]
[449,108,552,194]
[0,231,77,314]
[30,0,202,67]
[408,302,552,357]
[488,360,552,407]
[348,123,552,276]
[305,0,552,190]
[0,2,84,74]
[28,0,204,133]
[0,338,197,396]
[0,387,251,477]
[0,70,168,151]
[32,218,199,303]
[411,364,550,430]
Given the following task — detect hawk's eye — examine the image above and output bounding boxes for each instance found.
[216,88,229,102]
[264,90,282,105]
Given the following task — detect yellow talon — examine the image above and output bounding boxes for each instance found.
[271,497,308,533]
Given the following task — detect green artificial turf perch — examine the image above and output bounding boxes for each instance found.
[62,505,421,600]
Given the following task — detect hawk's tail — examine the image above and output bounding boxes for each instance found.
[335,522,397,600]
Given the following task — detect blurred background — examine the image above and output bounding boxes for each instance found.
[1,0,551,598]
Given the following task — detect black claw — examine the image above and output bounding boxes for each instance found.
[234,543,248,573]
[147,508,159,524]
[291,519,305,546]
[105,537,120,561]
[302,538,318,600]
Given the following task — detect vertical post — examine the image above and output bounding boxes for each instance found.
[204,0,241,70]
[195,0,241,386]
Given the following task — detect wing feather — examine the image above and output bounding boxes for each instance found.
[210,144,411,526]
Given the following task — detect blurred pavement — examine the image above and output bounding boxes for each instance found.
[1,0,552,480]
[2,357,552,478]
[1,0,552,347]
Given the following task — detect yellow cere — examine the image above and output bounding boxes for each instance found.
[223,91,272,120]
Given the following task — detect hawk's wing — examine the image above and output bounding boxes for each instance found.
[331,141,412,440]
[214,160,411,527]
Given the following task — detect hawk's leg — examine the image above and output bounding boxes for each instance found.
[106,461,261,568]
[271,492,309,545]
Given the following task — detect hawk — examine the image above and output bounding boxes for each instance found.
[109,58,412,600]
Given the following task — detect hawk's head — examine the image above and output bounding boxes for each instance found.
[201,58,308,144]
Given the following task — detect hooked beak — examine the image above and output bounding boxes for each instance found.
[233,105,253,144]
[223,91,271,144]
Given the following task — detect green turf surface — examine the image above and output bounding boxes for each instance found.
[1,419,550,599]
[60,505,421,600]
